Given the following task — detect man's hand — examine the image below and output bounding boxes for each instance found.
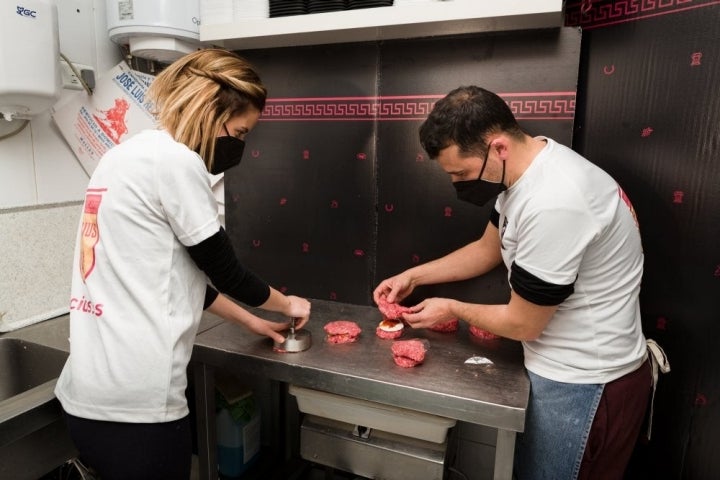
[402,297,455,329]
[373,272,415,305]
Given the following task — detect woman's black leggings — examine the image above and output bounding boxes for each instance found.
[64,412,192,480]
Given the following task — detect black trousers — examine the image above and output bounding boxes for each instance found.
[64,411,192,480]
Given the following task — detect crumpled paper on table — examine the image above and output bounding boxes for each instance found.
[464,356,494,365]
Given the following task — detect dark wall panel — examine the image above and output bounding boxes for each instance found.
[567,1,720,478]
[225,43,379,304]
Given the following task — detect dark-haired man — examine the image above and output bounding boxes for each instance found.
[374,86,652,479]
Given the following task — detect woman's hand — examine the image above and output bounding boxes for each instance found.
[283,295,311,330]
[207,293,291,343]
[241,314,291,344]
[259,288,312,329]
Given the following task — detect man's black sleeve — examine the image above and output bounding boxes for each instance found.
[187,227,271,308]
[510,262,574,306]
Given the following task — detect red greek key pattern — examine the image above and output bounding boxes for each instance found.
[261,93,576,122]
[565,0,720,29]
[506,98,576,119]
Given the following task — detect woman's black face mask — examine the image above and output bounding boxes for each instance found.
[452,142,506,207]
[210,135,245,175]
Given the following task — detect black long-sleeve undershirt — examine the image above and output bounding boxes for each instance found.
[186,227,270,309]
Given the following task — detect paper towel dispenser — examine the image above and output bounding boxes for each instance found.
[0,0,62,121]
[106,0,203,63]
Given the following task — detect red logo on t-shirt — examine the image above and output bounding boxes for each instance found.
[618,186,639,228]
[80,190,105,280]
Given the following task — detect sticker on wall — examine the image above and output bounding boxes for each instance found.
[51,61,155,176]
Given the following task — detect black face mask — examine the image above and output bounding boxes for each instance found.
[452,143,507,207]
[210,135,245,175]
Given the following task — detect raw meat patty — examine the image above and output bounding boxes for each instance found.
[469,325,500,340]
[391,339,427,368]
[376,318,404,340]
[324,320,362,344]
[428,318,459,333]
[377,296,412,320]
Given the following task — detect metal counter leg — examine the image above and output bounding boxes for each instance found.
[494,429,516,480]
[194,363,217,480]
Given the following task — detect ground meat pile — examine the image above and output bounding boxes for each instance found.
[324,320,362,344]
[376,296,413,320]
[469,325,500,340]
[428,318,459,333]
[391,339,427,368]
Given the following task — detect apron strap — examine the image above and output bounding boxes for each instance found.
[646,339,670,440]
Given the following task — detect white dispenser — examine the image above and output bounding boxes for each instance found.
[106,0,202,63]
[0,0,62,121]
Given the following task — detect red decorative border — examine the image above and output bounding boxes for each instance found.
[261,92,576,122]
[565,0,720,30]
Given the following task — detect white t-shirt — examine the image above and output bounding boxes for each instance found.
[497,137,647,384]
[55,129,220,422]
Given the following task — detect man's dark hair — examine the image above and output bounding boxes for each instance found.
[419,86,524,159]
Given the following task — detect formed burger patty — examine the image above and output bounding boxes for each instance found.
[324,320,362,344]
[428,318,459,333]
[391,339,427,368]
[377,296,413,320]
[469,325,500,340]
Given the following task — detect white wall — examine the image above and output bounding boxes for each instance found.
[0,0,122,330]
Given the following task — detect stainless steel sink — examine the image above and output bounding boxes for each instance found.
[0,338,77,479]
[0,338,67,402]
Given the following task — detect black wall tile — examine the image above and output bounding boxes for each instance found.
[568,2,720,477]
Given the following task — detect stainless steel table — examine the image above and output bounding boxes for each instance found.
[192,299,529,480]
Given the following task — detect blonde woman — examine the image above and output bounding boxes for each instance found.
[55,49,311,480]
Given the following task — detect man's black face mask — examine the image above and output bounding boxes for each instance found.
[453,143,506,206]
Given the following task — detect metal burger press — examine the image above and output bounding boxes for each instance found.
[274,317,312,353]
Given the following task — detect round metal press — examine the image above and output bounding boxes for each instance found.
[273,318,312,353]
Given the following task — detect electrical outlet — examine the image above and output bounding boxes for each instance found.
[60,59,94,91]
